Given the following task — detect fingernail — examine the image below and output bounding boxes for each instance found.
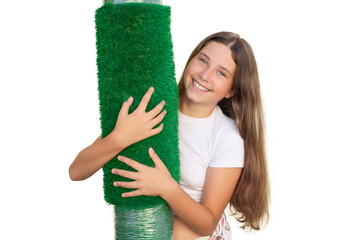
[163,100,166,105]
[127,97,132,101]
[112,169,116,174]
[149,87,154,91]
[149,147,154,154]
[117,156,121,161]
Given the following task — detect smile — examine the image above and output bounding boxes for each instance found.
[192,79,210,92]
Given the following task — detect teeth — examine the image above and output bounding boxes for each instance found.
[193,80,209,92]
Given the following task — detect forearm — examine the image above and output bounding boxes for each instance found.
[69,133,125,181]
[111,150,223,235]
[173,216,201,240]
[163,181,218,236]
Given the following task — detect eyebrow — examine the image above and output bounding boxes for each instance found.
[198,52,232,76]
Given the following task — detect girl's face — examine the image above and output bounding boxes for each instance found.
[182,41,236,110]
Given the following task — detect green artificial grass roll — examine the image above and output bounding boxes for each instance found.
[95,3,179,208]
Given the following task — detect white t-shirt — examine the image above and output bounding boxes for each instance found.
[179,106,244,203]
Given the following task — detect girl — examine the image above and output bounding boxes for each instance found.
[69,31,269,239]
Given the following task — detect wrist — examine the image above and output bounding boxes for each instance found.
[161,177,180,202]
[106,131,128,152]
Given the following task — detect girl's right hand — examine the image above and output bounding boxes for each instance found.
[110,87,166,150]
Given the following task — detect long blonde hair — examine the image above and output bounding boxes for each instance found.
[178,32,270,230]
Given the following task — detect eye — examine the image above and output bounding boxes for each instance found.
[199,58,207,64]
[218,71,226,77]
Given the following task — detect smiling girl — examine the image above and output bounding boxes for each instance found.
[70,31,269,239]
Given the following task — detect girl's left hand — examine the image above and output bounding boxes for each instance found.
[112,147,176,198]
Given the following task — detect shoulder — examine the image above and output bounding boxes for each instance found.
[213,106,242,142]
[210,106,244,168]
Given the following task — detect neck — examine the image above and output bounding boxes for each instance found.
[179,95,216,118]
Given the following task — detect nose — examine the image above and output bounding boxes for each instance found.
[199,68,211,82]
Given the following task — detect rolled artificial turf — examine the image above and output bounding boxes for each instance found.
[96,2,179,209]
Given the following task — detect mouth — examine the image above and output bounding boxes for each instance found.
[192,79,211,92]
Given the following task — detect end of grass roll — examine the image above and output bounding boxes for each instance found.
[96,3,179,207]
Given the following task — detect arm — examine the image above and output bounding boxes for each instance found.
[112,149,242,237]
[69,133,123,181]
[69,87,166,181]
[167,167,242,237]
[173,215,201,240]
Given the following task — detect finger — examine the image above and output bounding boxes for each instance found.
[150,110,167,128]
[118,96,133,117]
[112,168,138,180]
[113,180,138,189]
[122,190,143,198]
[149,123,164,136]
[137,87,154,112]
[118,156,144,171]
[147,100,165,119]
[148,147,166,169]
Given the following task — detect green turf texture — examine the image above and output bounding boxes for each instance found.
[95,3,179,207]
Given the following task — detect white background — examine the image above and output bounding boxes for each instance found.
[1,0,358,239]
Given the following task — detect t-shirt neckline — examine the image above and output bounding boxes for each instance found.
[179,106,219,122]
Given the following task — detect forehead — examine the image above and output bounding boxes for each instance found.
[199,41,236,74]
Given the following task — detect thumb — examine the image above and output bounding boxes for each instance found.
[148,147,165,169]
[118,96,133,117]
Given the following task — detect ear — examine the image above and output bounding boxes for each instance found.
[225,89,234,99]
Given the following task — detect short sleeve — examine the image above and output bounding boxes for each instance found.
[209,131,244,168]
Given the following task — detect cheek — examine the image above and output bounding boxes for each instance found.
[184,64,198,85]
[214,80,233,95]
[185,60,202,76]
[183,70,191,86]
[224,77,234,90]
[184,67,193,80]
